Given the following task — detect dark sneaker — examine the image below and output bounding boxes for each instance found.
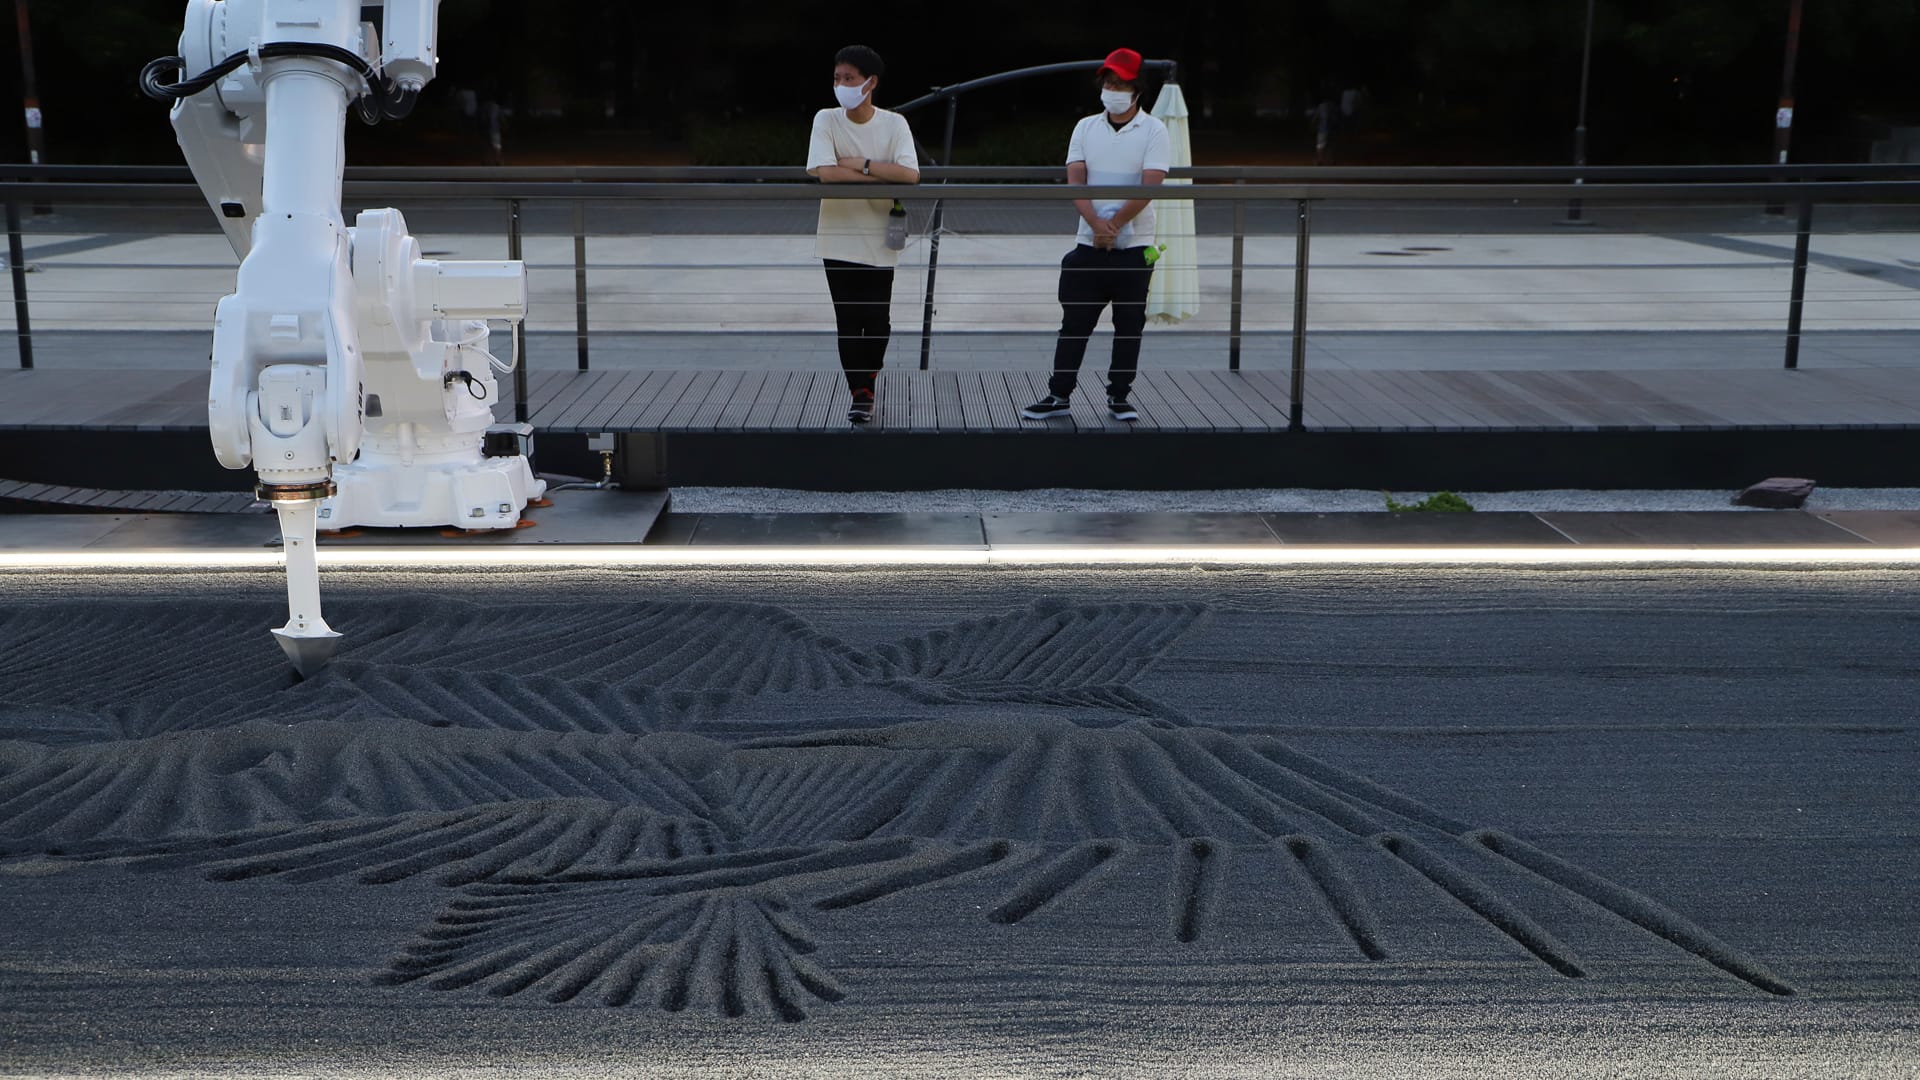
[1107,397,1139,421]
[1022,394,1072,419]
[848,389,875,424]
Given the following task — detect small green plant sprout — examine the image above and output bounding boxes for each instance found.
[1383,490,1474,513]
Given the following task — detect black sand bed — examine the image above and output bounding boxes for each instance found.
[0,566,1914,1078]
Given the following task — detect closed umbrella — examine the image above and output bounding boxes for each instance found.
[1145,80,1199,324]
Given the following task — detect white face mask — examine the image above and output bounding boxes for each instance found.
[834,78,873,111]
[1101,88,1136,116]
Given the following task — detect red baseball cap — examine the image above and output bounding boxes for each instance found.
[1099,48,1143,82]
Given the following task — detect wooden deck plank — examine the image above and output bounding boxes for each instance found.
[1624,370,1801,428]
[714,370,771,430]
[1307,371,1413,430]
[1587,372,1727,429]
[877,371,910,432]
[683,371,746,432]
[634,370,719,431]
[1185,371,1269,432]
[88,375,210,431]
[611,369,693,430]
[524,370,605,429]
[1115,373,1167,431]
[499,369,566,424]
[529,370,619,430]
[931,372,965,432]
[555,370,643,432]
[1137,371,1215,432]
[1063,374,1125,432]
[1289,372,1349,429]
[980,370,1024,431]
[1490,370,1616,429]
[955,371,993,432]
[1385,370,1501,430]
[11,367,1920,441]
[0,371,191,428]
[1426,371,1568,430]
[1124,372,1191,432]
[1238,370,1299,419]
[1011,370,1075,432]
[576,370,663,433]
[1343,371,1459,431]
[770,371,820,430]
[906,370,940,433]
[656,370,725,432]
[1207,372,1291,429]
[801,371,843,431]
[743,371,795,430]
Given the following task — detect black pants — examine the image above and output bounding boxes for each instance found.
[823,259,894,395]
[1050,244,1155,399]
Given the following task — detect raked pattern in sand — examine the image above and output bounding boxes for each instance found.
[0,594,1796,1024]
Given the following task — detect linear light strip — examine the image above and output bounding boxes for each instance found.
[3,546,1919,570]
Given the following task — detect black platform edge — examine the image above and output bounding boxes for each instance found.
[8,428,1919,493]
[0,432,604,493]
[654,430,1920,491]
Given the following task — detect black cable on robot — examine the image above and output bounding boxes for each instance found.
[139,43,417,124]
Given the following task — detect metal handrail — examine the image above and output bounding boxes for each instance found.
[4,162,1920,183]
[3,169,1909,425]
[7,178,1920,202]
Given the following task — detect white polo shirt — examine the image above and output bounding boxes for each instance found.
[1067,109,1172,250]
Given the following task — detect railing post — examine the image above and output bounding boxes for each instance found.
[572,190,589,371]
[5,195,30,369]
[1288,199,1311,432]
[1784,190,1813,370]
[1228,179,1245,371]
[917,94,959,372]
[508,198,528,422]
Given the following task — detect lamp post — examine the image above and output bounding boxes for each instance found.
[13,0,45,166]
[1562,0,1597,225]
[1772,0,1804,167]
[1765,0,1804,215]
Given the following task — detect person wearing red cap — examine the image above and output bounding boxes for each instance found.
[1022,48,1171,423]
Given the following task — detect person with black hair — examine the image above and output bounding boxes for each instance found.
[806,45,920,424]
[1022,48,1170,423]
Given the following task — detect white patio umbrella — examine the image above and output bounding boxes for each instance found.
[1145,80,1199,324]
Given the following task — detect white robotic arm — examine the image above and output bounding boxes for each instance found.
[146,0,542,676]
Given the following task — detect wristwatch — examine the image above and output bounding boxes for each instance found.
[862,159,872,176]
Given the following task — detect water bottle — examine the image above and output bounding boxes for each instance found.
[885,200,908,251]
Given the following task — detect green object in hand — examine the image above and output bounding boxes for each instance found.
[1143,244,1166,266]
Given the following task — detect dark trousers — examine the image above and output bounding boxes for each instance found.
[1049,244,1155,399]
[823,259,894,395]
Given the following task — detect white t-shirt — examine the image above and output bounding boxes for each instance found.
[1066,110,1172,249]
[806,107,919,267]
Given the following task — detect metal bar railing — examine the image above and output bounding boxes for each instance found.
[6,162,1920,183]
[4,176,1919,210]
[507,198,527,423]
[1785,191,1815,370]
[4,165,1916,417]
[572,192,589,371]
[917,95,960,372]
[1228,180,1244,372]
[1289,200,1311,432]
[5,195,30,369]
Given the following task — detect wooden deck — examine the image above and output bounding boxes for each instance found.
[6,366,1920,434]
